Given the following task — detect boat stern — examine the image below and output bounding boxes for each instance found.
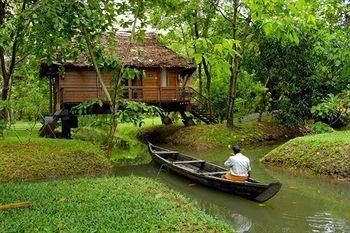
[254,182,282,203]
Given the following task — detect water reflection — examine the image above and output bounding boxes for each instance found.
[307,212,350,233]
[230,213,252,233]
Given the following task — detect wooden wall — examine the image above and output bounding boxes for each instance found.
[56,67,182,108]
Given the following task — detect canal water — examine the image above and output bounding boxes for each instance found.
[114,145,350,233]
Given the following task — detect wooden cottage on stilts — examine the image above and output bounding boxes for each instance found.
[39,32,217,138]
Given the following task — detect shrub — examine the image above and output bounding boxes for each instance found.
[310,121,334,134]
[311,90,350,128]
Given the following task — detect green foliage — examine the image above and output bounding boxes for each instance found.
[310,121,334,134]
[311,90,350,127]
[10,75,50,121]
[1,0,349,135]
[151,0,349,128]
[0,177,232,232]
[117,100,161,126]
[311,95,342,124]
[236,72,269,115]
[72,99,161,128]
[71,99,104,115]
[244,28,340,127]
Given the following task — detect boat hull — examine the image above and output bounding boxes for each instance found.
[148,142,281,203]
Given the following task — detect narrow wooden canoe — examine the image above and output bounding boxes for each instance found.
[148,142,282,203]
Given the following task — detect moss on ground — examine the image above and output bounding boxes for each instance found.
[0,125,110,182]
[138,120,303,150]
[0,176,232,232]
[262,131,350,179]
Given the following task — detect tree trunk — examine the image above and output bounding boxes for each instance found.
[202,59,212,116]
[1,74,11,121]
[193,11,212,116]
[198,63,203,110]
[258,74,271,122]
[0,1,8,121]
[0,2,25,123]
[258,94,266,122]
[226,0,239,129]
[226,57,240,129]
[226,2,251,129]
[73,1,153,154]
[78,21,116,155]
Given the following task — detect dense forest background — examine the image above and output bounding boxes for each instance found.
[1,0,349,137]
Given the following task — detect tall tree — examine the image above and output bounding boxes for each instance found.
[209,0,316,128]
[0,0,28,121]
[151,0,219,116]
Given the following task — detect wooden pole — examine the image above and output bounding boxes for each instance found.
[49,77,53,114]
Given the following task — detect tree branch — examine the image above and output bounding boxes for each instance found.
[75,6,113,105]
[81,24,113,105]
[116,0,141,89]
[0,0,8,78]
[0,49,6,78]
[8,2,26,78]
[14,54,29,66]
[208,0,234,26]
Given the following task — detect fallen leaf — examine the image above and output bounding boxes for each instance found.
[188,183,196,187]
[289,186,297,189]
[155,193,162,199]
[0,202,32,210]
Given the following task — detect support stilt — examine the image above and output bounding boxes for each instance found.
[180,111,195,126]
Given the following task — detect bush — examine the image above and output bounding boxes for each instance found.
[310,121,334,134]
[311,90,350,128]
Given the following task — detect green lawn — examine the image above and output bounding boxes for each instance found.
[262,131,350,179]
[0,176,232,232]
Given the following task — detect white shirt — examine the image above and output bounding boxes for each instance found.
[224,153,251,177]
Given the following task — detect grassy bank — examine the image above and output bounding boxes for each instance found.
[0,176,232,232]
[262,131,350,180]
[0,123,110,182]
[1,122,233,232]
[0,118,162,183]
[139,120,303,150]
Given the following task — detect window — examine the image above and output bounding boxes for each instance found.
[161,68,168,87]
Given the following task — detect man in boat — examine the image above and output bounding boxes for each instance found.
[223,145,251,182]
